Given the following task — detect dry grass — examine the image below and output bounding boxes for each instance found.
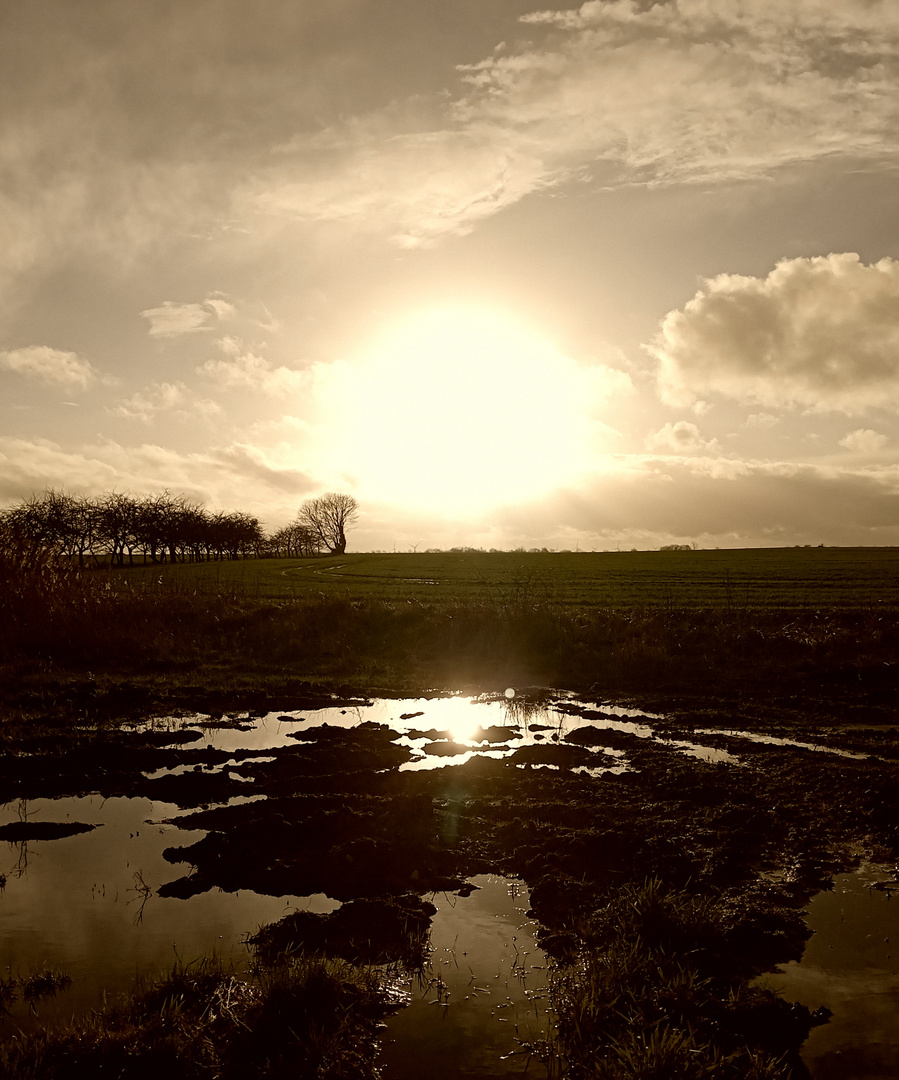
[0,956,390,1080]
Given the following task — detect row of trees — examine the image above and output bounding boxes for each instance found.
[0,490,358,565]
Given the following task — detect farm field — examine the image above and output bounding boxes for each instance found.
[3,542,899,1077]
[116,546,899,611]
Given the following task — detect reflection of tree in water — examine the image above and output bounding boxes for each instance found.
[128,869,153,925]
[4,799,35,880]
[10,840,31,879]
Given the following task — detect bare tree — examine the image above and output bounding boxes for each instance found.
[270,522,321,558]
[297,493,359,555]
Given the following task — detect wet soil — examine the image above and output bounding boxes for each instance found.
[2,684,898,1074]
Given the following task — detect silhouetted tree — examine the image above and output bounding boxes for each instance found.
[297,493,358,555]
[270,522,321,558]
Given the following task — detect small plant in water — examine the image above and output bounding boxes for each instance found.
[0,968,72,1016]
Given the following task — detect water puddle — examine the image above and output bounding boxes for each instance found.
[142,693,737,771]
[381,876,551,1079]
[0,794,335,1032]
[763,864,899,1079]
[3,689,872,1067]
[695,729,869,760]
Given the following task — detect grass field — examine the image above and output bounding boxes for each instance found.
[116,547,899,611]
[3,544,898,714]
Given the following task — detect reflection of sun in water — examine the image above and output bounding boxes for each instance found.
[324,307,598,515]
[448,713,483,744]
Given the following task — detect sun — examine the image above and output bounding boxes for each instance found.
[321,306,597,515]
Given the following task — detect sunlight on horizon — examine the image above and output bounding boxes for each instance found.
[316,306,604,516]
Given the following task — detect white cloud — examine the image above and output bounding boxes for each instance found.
[0,434,315,521]
[0,345,100,388]
[203,293,237,321]
[840,428,889,454]
[746,412,779,429]
[650,254,899,412]
[645,420,720,455]
[252,119,553,248]
[245,0,899,245]
[198,338,307,396]
[112,381,222,423]
[141,294,236,338]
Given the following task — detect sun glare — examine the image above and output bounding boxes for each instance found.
[323,307,597,515]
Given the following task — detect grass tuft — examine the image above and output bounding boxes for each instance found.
[0,956,392,1079]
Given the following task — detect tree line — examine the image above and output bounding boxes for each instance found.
[0,489,359,565]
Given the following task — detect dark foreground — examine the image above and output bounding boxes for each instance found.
[1,682,897,1079]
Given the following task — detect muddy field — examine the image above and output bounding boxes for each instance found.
[2,682,898,1077]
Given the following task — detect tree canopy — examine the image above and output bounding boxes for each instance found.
[296,493,359,555]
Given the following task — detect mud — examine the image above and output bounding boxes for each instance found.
[2,687,898,1074]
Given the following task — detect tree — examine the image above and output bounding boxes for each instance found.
[297,493,359,555]
[270,522,321,558]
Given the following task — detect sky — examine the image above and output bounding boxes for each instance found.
[3,0,899,551]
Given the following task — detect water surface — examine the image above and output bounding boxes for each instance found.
[764,864,899,1079]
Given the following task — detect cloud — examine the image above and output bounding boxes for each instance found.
[7,0,899,287]
[745,413,779,429]
[112,381,222,423]
[252,119,555,248]
[141,294,236,338]
[645,420,719,455]
[0,345,100,388]
[494,455,899,548]
[246,0,899,245]
[0,434,315,521]
[198,338,307,396]
[650,254,899,412]
[840,428,889,454]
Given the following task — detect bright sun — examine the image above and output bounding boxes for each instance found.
[322,306,596,515]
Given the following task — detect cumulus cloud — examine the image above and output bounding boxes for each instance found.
[0,345,100,388]
[198,337,307,396]
[141,294,236,338]
[112,381,222,423]
[645,420,719,455]
[840,428,889,454]
[650,254,899,412]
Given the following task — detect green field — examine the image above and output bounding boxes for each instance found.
[118,547,899,611]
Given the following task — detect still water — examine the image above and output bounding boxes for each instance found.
[764,864,899,1080]
[0,692,893,1075]
[0,794,332,1026]
[380,876,552,1080]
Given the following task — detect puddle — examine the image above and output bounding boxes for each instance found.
[695,729,869,760]
[4,689,875,1065]
[763,864,899,1079]
[380,876,551,1079]
[0,794,335,1032]
[141,693,730,772]
[660,738,741,765]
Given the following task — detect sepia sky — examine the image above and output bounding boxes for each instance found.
[4,0,899,550]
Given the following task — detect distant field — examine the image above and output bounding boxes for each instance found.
[115,547,899,611]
